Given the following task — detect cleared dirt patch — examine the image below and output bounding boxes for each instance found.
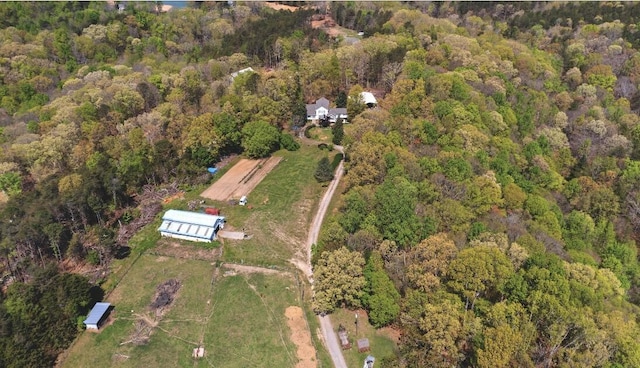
[285,306,317,368]
[223,263,289,276]
[264,2,299,11]
[201,157,282,201]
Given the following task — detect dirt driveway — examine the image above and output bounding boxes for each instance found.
[200,157,282,201]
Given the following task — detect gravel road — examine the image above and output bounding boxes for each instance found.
[305,144,348,368]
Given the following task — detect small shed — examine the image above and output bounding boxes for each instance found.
[360,92,378,108]
[338,330,351,350]
[357,338,370,353]
[193,346,205,358]
[84,302,112,330]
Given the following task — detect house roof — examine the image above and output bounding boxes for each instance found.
[306,98,347,118]
[84,302,111,325]
[306,97,331,114]
[330,108,347,115]
[315,97,330,108]
[158,210,225,241]
[360,92,377,105]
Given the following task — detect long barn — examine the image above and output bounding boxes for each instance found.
[158,209,225,243]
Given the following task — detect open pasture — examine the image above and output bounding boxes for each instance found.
[59,255,306,368]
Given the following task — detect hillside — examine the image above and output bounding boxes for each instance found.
[1,1,640,367]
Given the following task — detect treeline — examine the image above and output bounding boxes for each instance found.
[0,265,98,367]
[330,2,393,35]
[312,4,640,367]
[0,3,316,364]
[4,1,640,367]
[216,7,318,64]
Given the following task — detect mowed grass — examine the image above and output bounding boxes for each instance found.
[62,143,337,367]
[210,144,336,268]
[330,308,399,368]
[60,255,305,368]
[307,126,334,143]
[203,272,300,368]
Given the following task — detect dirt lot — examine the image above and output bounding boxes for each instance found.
[200,157,282,201]
[286,306,317,368]
[264,2,299,11]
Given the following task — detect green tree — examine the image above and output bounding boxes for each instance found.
[407,233,458,293]
[363,251,401,327]
[313,247,366,313]
[347,85,366,119]
[241,120,281,158]
[314,156,334,183]
[447,245,514,309]
[374,176,421,248]
[401,291,467,368]
[332,119,344,145]
[279,133,300,151]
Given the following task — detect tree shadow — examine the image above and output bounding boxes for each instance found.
[113,245,131,260]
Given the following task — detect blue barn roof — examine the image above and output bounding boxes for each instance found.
[84,302,111,325]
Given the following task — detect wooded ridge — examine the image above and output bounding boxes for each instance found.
[2,1,640,367]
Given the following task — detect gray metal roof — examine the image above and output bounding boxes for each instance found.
[84,302,111,325]
[158,210,225,241]
[161,210,225,227]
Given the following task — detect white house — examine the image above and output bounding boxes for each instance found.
[158,209,225,243]
[306,97,347,122]
[84,302,111,330]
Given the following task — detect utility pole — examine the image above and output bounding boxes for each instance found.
[355,313,358,337]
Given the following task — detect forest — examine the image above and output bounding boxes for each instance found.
[2,1,640,367]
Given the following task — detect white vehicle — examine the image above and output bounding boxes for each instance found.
[239,196,247,206]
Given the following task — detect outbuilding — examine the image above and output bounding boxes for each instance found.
[84,302,112,330]
[158,209,225,243]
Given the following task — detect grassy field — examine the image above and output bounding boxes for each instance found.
[329,308,399,368]
[61,255,306,368]
[307,126,334,143]
[61,143,337,367]
[210,144,341,269]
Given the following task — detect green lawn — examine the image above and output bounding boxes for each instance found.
[213,145,340,269]
[61,143,336,367]
[330,308,399,368]
[307,126,334,143]
[61,255,309,368]
[203,272,300,368]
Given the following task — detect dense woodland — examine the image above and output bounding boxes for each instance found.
[2,1,640,367]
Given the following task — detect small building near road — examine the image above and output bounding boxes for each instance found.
[84,302,112,330]
[357,338,371,353]
[338,329,351,350]
[158,209,225,243]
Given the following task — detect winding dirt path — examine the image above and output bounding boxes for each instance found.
[291,138,348,368]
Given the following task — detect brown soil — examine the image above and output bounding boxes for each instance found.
[222,263,290,276]
[310,14,344,38]
[285,306,317,368]
[200,157,282,201]
[162,191,184,204]
[263,2,299,11]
